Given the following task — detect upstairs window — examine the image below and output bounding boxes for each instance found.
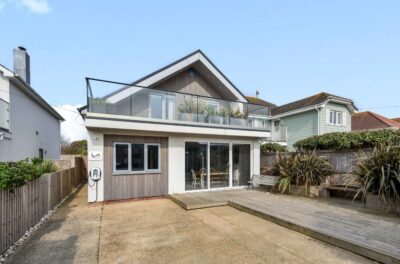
[113,142,161,174]
[328,110,344,125]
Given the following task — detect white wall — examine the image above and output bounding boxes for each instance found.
[87,130,104,202]
[0,82,61,161]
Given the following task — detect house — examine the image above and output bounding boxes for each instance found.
[352,111,400,131]
[392,117,400,123]
[266,92,357,150]
[79,50,270,202]
[0,47,64,162]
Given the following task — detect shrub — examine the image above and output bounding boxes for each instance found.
[350,141,400,205]
[294,129,400,151]
[61,140,87,155]
[261,143,287,153]
[0,159,57,190]
[274,151,333,193]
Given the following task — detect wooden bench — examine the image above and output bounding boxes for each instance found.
[248,174,277,189]
[322,174,362,198]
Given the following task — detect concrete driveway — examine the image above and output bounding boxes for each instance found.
[5,185,372,264]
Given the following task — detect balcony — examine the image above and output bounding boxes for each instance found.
[86,78,269,131]
[265,126,287,143]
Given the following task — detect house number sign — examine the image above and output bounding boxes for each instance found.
[89,151,103,161]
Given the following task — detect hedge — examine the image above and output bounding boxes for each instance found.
[294,129,400,151]
[0,159,57,190]
[261,143,287,153]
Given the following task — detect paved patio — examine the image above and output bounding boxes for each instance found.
[171,190,400,264]
[5,185,373,264]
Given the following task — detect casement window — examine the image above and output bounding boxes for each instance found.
[113,142,161,174]
[327,110,346,125]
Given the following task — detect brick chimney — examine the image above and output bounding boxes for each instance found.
[13,46,30,85]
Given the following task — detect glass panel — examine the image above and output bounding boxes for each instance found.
[147,145,159,170]
[115,144,129,171]
[210,143,229,189]
[185,142,208,190]
[131,144,144,171]
[166,94,175,121]
[232,144,251,186]
[149,93,164,119]
[176,94,198,122]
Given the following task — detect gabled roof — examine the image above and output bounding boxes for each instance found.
[392,117,400,123]
[271,92,357,116]
[105,50,248,102]
[0,64,64,121]
[352,111,400,131]
[245,96,277,109]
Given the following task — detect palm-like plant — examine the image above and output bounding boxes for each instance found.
[352,141,400,205]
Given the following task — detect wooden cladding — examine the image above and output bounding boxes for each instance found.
[103,135,168,201]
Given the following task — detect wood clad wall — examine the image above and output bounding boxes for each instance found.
[0,158,85,255]
[153,69,225,99]
[104,135,168,201]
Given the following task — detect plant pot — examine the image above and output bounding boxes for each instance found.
[179,112,193,122]
[230,118,245,126]
[196,114,206,123]
[209,116,224,124]
[365,194,400,214]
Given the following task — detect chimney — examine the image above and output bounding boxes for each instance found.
[13,46,30,85]
[256,90,260,98]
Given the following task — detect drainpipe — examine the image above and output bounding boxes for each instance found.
[314,104,325,136]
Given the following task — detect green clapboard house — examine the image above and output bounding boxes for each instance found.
[254,92,357,151]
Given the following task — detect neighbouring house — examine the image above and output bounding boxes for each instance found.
[265,92,357,150]
[0,47,64,162]
[352,111,400,131]
[392,117,400,123]
[79,50,270,202]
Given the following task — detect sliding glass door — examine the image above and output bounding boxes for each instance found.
[185,142,208,190]
[210,143,230,189]
[185,141,251,191]
[232,144,251,186]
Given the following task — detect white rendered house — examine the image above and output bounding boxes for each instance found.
[80,50,270,202]
[0,47,64,162]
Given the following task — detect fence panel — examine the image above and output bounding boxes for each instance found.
[261,149,371,174]
[0,157,85,255]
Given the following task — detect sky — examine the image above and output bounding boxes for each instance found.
[1,0,400,132]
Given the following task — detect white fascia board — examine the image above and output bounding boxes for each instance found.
[328,98,356,113]
[271,104,327,119]
[0,65,14,77]
[85,113,269,138]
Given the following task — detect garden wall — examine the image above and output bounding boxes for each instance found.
[261,149,371,173]
[0,157,86,255]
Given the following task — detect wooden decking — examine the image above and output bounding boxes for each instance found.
[170,190,400,264]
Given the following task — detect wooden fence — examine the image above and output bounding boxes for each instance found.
[0,157,86,255]
[261,149,371,174]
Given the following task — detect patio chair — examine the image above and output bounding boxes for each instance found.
[191,169,200,188]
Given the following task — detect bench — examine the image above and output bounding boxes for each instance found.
[248,174,277,189]
[322,174,362,198]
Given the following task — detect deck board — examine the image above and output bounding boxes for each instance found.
[170,190,400,264]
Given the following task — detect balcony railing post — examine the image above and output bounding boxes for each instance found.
[197,95,199,123]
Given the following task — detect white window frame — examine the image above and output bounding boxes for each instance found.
[328,110,344,125]
[113,142,161,175]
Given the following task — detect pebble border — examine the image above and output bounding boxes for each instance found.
[0,183,83,263]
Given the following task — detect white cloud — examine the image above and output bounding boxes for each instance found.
[53,105,88,142]
[0,0,51,13]
[19,0,50,13]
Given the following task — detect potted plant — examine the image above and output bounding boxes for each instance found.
[178,99,195,122]
[273,151,333,198]
[348,141,400,213]
[218,107,230,125]
[229,107,246,126]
